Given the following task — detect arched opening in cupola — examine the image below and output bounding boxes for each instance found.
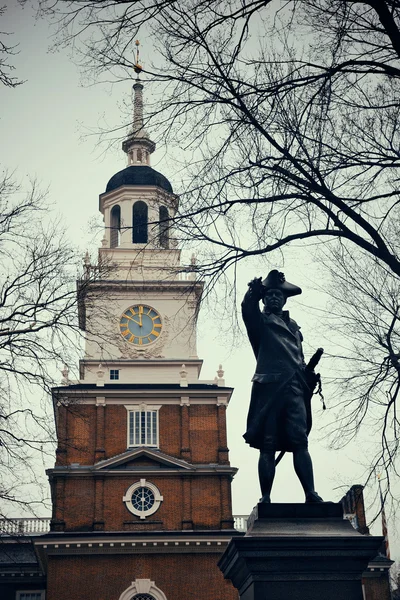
[159,206,169,249]
[132,201,148,243]
[110,205,121,248]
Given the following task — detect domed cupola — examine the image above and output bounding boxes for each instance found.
[99,43,178,253]
[105,165,173,194]
[104,39,172,193]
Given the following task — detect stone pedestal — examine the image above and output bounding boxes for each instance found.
[218,503,383,600]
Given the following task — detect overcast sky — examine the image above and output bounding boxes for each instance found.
[1,0,398,560]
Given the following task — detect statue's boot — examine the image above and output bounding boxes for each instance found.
[305,490,324,503]
[259,494,271,504]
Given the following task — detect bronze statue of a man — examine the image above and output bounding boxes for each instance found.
[242,269,323,504]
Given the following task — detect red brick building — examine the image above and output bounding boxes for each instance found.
[341,485,393,600]
[35,387,238,600]
[32,76,239,600]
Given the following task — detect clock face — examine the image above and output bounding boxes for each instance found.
[119,304,162,345]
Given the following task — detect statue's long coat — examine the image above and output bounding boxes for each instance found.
[242,289,311,451]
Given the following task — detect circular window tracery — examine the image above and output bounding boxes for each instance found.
[131,486,155,512]
[123,479,163,519]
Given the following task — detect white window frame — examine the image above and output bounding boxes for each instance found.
[119,579,167,600]
[110,369,120,380]
[16,592,46,600]
[125,404,161,448]
[123,479,163,519]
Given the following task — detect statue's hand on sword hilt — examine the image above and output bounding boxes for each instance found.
[305,347,326,410]
[306,347,324,372]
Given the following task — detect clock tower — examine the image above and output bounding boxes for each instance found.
[34,75,239,600]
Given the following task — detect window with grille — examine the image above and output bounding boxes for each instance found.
[123,479,163,519]
[132,595,156,600]
[131,486,155,511]
[110,369,119,380]
[128,409,158,447]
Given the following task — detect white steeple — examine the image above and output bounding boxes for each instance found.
[122,41,156,166]
[79,41,203,384]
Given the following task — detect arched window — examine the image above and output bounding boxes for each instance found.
[132,201,148,243]
[119,579,167,600]
[159,206,169,249]
[110,205,121,248]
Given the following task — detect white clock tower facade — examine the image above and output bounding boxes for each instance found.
[80,78,202,387]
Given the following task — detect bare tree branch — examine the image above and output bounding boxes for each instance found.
[0,5,23,88]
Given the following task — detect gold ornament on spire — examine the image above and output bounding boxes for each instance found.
[134,40,143,75]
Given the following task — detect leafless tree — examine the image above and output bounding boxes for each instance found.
[314,243,400,504]
[40,0,400,281]
[0,5,23,88]
[0,171,105,515]
[39,0,400,505]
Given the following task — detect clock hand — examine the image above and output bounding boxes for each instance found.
[124,315,141,326]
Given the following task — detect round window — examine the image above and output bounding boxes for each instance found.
[131,487,155,512]
[123,479,163,519]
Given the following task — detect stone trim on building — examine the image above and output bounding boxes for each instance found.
[119,579,167,600]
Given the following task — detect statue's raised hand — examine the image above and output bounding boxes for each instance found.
[247,277,264,300]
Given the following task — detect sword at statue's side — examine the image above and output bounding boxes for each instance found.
[274,347,325,467]
[307,347,324,373]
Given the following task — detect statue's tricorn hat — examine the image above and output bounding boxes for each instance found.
[262,270,302,298]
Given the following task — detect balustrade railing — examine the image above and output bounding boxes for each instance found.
[0,517,51,536]
[233,515,248,532]
[178,270,196,281]
[0,515,248,536]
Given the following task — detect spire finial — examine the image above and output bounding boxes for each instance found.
[132,40,144,135]
[121,41,156,165]
[134,40,143,76]
[133,78,144,135]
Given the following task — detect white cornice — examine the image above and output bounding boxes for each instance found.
[33,533,237,572]
[84,279,203,291]
[80,359,203,366]
[99,185,179,213]
[47,465,237,477]
[52,387,233,404]
[35,537,232,547]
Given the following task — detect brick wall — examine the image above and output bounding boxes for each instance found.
[54,473,233,531]
[363,575,392,600]
[46,553,238,600]
[52,397,233,532]
[56,403,228,466]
